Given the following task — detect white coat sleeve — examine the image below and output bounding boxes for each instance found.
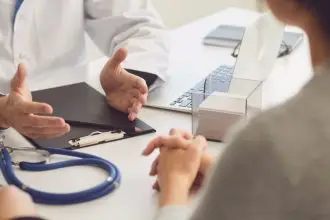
[84,0,170,84]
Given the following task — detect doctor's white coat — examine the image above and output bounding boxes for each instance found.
[0,0,169,93]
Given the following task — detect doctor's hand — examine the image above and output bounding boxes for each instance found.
[100,48,148,121]
[0,64,70,139]
[0,186,38,219]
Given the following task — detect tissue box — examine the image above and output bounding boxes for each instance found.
[194,92,246,141]
[191,78,263,141]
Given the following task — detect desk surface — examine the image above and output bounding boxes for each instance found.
[0,7,313,220]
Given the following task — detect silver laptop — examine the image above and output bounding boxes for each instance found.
[146,12,285,113]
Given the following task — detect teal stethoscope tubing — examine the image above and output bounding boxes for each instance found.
[0,147,121,205]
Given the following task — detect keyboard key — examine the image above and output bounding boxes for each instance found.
[171,65,234,108]
[177,96,185,101]
[179,99,191,107]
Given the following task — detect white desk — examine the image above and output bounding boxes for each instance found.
[0,7,313,220]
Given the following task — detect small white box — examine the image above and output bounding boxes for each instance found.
[194,92,247,141]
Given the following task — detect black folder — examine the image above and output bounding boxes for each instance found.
[27,82,155,149]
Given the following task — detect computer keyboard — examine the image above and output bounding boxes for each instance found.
[170,65,234,110]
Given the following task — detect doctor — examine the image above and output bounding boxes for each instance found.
[0,0,169,139]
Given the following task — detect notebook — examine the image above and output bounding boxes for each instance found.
[203,24,303,50]
[27,82,156,149]
[203,25,246,47]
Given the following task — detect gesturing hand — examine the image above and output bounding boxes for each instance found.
[1,64,70,139]
[100,48,148,121]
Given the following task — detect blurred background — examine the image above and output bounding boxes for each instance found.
[86,0,258,60]
[153,0,257,28]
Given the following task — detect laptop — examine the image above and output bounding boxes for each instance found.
[146,12,286,113]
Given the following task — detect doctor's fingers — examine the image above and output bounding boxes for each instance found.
[21,115,66,128]
[10,64,28,91]
[128,112,137,121]
[107,48,128,72]
[128,100,142,121]
[130,89,147,105]
[21,124,70,139]
[133,76,148,94]
[15,100,53,115]
[127,92,146,121]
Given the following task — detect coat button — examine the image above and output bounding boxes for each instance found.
[18,52,30,63]
[19,53,26,59]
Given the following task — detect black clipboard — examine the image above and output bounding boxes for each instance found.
[26,82,156,149]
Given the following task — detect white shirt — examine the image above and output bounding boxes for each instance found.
[0,0,169,93]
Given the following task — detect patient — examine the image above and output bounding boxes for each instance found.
[144,0,330,219]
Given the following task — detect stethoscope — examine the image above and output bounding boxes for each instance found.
[0,136,121,205]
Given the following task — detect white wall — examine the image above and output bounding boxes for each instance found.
[153,0,258,28]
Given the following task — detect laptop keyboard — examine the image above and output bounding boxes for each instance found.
[170,65,234,109]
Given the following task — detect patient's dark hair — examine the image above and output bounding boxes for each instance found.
[297,0,330,37]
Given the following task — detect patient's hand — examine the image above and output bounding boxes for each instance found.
[143,128,215,192]
[150,152,214,193]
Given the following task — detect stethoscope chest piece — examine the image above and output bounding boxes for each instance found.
[6,147,50,167]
